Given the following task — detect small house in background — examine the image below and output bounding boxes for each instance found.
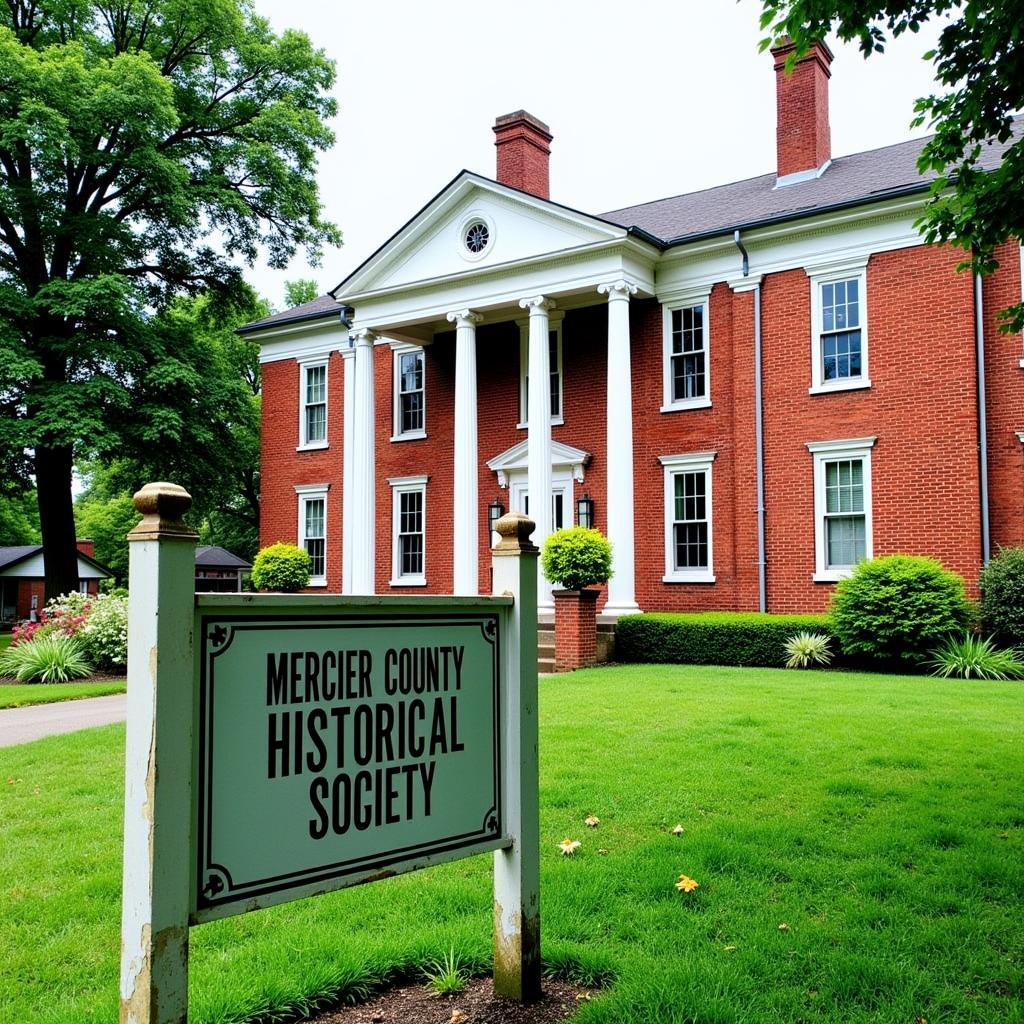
[195,546,252,593]
[0,540,112,623]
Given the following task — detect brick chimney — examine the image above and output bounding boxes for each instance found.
[771,38,833,183]
[493,111,552,199]
[75,538,95,558]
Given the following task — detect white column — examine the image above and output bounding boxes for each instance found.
[448,309,483,594]
[341,341,356,595]
[599,279,640,616]
[519,295,555,612]
[351,328,377,594]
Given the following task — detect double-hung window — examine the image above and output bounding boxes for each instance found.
[659,452,717,583]
[295,484,329,586]
[299,361,328,449]
[518,319,563,427]
[392,345,426,440]
[808,260,870,393]
[662,296,711,411]
[807,437,876,581]
[389,476,428,586]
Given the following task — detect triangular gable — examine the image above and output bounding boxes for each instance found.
[334,172,628,300]
[486,439,591,487]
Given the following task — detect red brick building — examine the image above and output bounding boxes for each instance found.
[242,42,1024,617]
[0,541,110,623]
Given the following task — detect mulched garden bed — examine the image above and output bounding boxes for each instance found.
[309,978,592,1024]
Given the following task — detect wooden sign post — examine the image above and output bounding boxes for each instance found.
[119,484,540,1023]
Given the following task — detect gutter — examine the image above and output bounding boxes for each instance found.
[734,229,767,613]
[974,271,991,564]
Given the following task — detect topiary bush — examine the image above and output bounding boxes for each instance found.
[251,542,312,592]
[980,546,1024,648]
[830,555,971,669]
[541,527,613,591]
[616,612,835,668]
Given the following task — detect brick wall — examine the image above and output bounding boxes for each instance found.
[258,244,1023,613]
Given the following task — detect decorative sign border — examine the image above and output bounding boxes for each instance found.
[194,612,502,913]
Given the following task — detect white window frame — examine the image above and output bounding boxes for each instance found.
[661,292,712,412]
[517,314,564,429]
[389,475,428,587]
[295,483,329,587]
[807,258,870,395]
[391,343,426,441]
[806,437,876,582]
[297,358,329,451]
[658,451,717,583]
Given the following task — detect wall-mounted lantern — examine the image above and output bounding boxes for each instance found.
[488,498,506,535]
[576,493,594,529]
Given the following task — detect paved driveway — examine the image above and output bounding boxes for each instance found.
[0,693,126,748]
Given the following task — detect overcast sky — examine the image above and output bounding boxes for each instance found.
[248,0,946,308]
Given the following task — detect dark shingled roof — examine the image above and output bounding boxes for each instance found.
[238,293,340,334]
[0,545,42,572]
[195,546,252,570]
[602,125,1020,244]
[240,120,1020,333]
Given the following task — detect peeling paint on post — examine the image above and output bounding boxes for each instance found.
[120,483,197,1024]
[491,513,541,1002]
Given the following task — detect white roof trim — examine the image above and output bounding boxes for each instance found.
[335,172,629,300]
[486,439,591,487]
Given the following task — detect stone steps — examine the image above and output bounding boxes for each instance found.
[537,621,615,674]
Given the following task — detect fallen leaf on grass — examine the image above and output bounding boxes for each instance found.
[778,923,790,932]
[675,874,699,893]
[672,824,685,835]
[585,814,600,827]
[575,992,592,1002]
[723,945,737,952]
[915,1018,928,1024]
[559,838,581,856]
[597,848,609,855]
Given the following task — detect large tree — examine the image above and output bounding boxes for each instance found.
[759,0,1024,331]
[0,0,338,599]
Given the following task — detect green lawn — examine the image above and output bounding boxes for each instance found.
[0,680,126,709]
[2,666,1022,1024]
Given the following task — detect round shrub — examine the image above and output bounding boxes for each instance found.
[830,555,971,668]
[980,546,1024,647]
[251,542,312,592]
[541,527,613,591]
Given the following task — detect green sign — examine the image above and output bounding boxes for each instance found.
[193,610,503,917]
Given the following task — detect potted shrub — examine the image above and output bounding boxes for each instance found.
[541,527,613,672]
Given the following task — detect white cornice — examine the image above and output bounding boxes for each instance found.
[805,436,877,453]
[486,438,591,487]
[727,274,763,293]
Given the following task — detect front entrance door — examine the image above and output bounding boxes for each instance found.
[507,468,574,538]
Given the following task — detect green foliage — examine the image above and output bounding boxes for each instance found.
[422,948,469,997]
[77,593,128,672]
[0,2,338,596]
[929,633,1024,681]
[0,487,39,545]
[251,542,311,592]
[74,474,141,583]
[284,279,321,308]
[830,555,971,667]
[783,631,834,669]
[0,633,92,683]
[616,612,835,668]
[758,0,1024,332]
[541,527,613,591]
[979,546,1024,648]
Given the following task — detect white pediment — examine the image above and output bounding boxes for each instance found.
[337,173,627,299]
[486,439,591,487]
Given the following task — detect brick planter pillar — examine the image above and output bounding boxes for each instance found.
[553,589,599,672]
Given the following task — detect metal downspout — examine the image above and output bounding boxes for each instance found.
[734,230,768,612]
[974,272,991,565]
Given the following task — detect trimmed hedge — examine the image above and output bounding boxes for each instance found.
[615,612,836,668]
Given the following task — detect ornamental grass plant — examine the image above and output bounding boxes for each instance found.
[0,633,93,684]
[928,633,1024,680]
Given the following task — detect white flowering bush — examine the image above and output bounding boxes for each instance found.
[78,593,129,672]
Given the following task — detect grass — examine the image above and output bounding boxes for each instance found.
[1,665,1023,1024]
[0,680,126,709]
[0,633,10,654]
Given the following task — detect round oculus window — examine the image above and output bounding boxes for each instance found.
[464,220,490,254]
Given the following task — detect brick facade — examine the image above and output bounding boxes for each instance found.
[259,241,1023,612]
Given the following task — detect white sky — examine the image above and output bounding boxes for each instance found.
[248,0,945,308]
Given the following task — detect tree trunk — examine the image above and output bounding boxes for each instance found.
[35,444,80,602]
